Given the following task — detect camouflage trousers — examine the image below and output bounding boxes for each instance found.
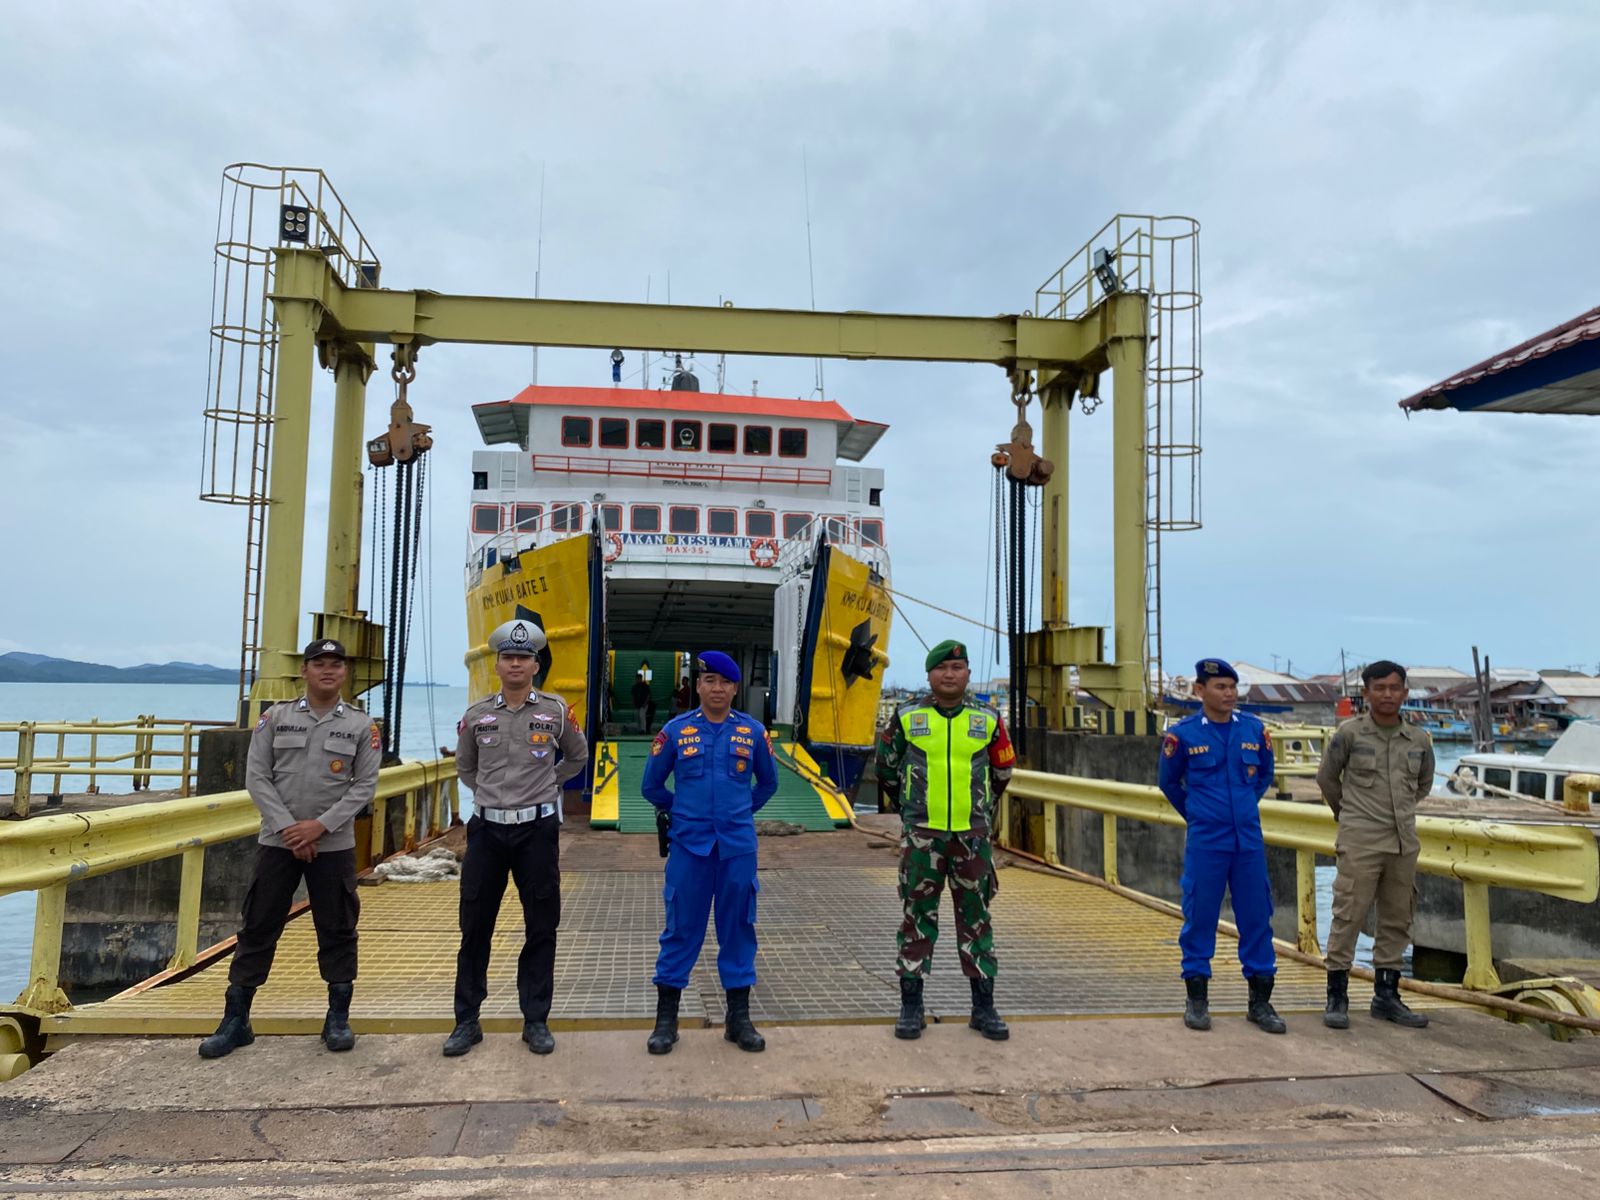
[896,827,998,980]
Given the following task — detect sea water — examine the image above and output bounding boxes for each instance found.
[0,682,470,1003]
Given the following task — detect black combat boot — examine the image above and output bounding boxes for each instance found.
[968,977,1010,1041]
[894,975,925,1040]
[441,1018,482,1057]
[1323,969,1350,1030]
[648,985,681,1055]
[523,1019,556,1054]
[1371,968,1428,1028]
[198,983,256,1059]
[321,981,356,1052]
[1183,976,1211,1031]
[1246,974,1287,1034]
[723,986,766,1052]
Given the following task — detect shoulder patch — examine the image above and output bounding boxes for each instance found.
[650,731,666,757]
[566,703,579,726]
[1162,732,1178,758]
[254,711,271,732]
[1263,727,1273,751]
[370,723,381,751]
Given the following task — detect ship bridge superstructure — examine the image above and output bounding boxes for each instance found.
[465,384,889,655]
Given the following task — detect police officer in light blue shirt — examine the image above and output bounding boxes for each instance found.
[1158,658,1285,1035]
[640,651,779,1056]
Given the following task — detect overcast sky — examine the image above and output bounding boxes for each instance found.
[3,1,1598,693]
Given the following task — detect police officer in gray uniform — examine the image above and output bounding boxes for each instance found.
[199,639,382,1059]
[443,618,589,1057]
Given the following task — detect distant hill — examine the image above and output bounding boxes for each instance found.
[0,652,238,684]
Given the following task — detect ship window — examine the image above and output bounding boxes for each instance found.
[672,420,702,451]
[561,416,593,448]
[669,506,700,534]
[599,418,630,448]
[1483,767,1512,792]
[512,503,543,532]
[1552,774,1569,804]
[823,514,849,541]
[708,422,737,453]
[472,504,502,534]
[708,507,738,535]
[472,470,489,491]
[636,419,666,450]
[857,518,884,546]
[631,505,661,532]
[550,502,584,532]
[782,512,810,540]
[868,486,882,505]
[1516,770,1547,801]
[744,425,772,456]
[778,427,808,457]
[600,503,623,531]
[746,510,776,538]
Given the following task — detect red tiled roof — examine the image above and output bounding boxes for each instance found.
[1400,304,1600,410]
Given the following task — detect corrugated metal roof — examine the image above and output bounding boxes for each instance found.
[1400,304,1600,414]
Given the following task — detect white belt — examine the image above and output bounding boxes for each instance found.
[479,803,556,825]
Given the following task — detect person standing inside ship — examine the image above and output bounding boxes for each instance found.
[876,640,1014,1042]
[640,652,778,1055]
[1158,658,1285,1034]
[631,671,653,734]
[198,640,381,1059]
[1316,660,1433,1031]
[442,618,588,1058]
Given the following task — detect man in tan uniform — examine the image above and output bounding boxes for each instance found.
[199,639,382,1059]
[1316,660,1433,1030]
[443,617,588,1058]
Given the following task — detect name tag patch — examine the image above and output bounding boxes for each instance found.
[968,714,987,737]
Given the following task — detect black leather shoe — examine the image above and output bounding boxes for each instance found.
[1323,969,1350,1030]
[198,983,256,1059]
[442,1019,482,1057]
[1371,968,1429,1028]
[648,985,681,1055]
[321,981,356,1052]
[894,975,925,1040]
[1246,974,1287,1034]
[523,1020,556,1054]
[723,986,766,1052]
[1183,976,1211,1031]
[968,977,1009,1041]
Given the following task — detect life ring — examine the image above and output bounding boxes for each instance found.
[603,532,623,563]
[749,537,779,568]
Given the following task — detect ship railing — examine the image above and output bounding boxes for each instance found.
[775,516,891,582]
[1000,769,1599,993]
[0,758,459,1019]
[2,717,235,819]
[530,453,833,488]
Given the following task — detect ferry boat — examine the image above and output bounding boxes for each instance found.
[1400,702,1472,742]
[461,367,893,800]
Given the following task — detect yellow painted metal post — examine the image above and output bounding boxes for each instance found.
[404,792,417,851]
[1107,320,1149,713]
[87,717,100,794]
[1101,813,1118,885]
[1461,881,1501,989]
[167,847,206,972]
[179,722,194,798]
[1296,849,1321,954]
[370,797,388,861]
[51,729,65,797]
[1040,384,1071,728]
[13,723,33,818]
[17,883,70,1013]
[1043,802,1060,866]
[324,347,373,618]
[248,290,322,717]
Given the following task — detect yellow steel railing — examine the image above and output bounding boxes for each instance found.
[0,758,458,1019]
[1000,769,1599,992]
[2,717,234,817]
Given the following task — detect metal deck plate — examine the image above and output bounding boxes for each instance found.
[44,858,1462,1037]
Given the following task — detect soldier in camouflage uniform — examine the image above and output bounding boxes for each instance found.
[876,639,1015,1041]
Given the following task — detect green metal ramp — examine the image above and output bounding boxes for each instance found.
[611,737,845,833]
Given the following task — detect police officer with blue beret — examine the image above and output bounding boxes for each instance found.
[1158,658,1285,1035]
[640,651,779,1055]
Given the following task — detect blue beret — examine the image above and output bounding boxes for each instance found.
[697,651,741,683]
[1195,658,1238,683]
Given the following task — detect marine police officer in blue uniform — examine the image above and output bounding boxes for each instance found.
[1158,658,1286,1035]
[640,651,779,1055]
